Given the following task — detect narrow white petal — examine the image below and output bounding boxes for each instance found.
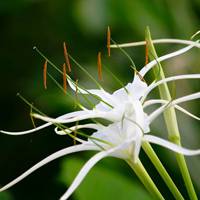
[0,110,89,135]
[32,111,115,124]
[60,150,110,200]
[143,135,200,156]
[139,43,198,77]
[148,92,200,123]
[110,38,200,48]
[0,144,98,192]
[144,99,200,121]
[142,74,200,102]
[173,92,200,105]
[175,105,200,121]
[0,122,51,135]
[143,99,167,108]
[55,124,103,135]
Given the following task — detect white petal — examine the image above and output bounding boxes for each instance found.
[139,43,198,77]
[59,150,110,200]
[0,110,89,135]
[110,38,200,48]
[32,110,119,124]
[143,135,200,156]
[0,144,98,192]
[0,122,51,135]
[175,105,200,121]
[173,92,200,105]
[141,74,200,102]
[55,124,102,135]
[148,92,200,123]
[144,99,200,121]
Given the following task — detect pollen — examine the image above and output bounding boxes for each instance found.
[63,42,72,73]
[97,52,102,80]
[43,60,48,89]
[107,26,111,57]
[63,63,67,93]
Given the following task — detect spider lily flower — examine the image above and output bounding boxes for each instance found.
[1,41,200,199]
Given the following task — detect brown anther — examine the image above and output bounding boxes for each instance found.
[107,26,111,57]
[63,63,67,93]
[43,60,48,89]
[136,71,146,83]
[145,39,149,65]
[63,42,71,73]
[97,52,102,80]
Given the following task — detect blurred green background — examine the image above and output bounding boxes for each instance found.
[0,0,200,199]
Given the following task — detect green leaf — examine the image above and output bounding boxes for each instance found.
[59,156,154,200]
[0,191,14,200]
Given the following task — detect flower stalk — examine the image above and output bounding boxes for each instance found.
[145,27,197,200]
[142,141,184,200]
[126,159,164,200]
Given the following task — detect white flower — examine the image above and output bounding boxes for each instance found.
[1,41,200,199]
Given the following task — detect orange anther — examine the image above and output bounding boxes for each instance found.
[107,26,111,57]
[97,52,102,80]
[63,42,71,73]
[63,63,67,93]
[43,60,47,89]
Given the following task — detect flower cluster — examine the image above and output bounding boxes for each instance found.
[1,36,200,199]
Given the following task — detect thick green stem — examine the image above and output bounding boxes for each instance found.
[142,141,184,200]
[145,27,197,200]
[126,159,164,200]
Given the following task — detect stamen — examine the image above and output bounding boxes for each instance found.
[145,39,149,65]
[135,70,146,83]
[63,42,71,73]
[97,52,102,80]
[73,122,78,145]
[30,103,36,128]
[43,60,48,89]
[63,63,67,93]
[107,26,111,57]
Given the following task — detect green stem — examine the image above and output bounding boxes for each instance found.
[126,159,164,200]
[145,27,197,200]
[171,137,198,200]
[142,141,184,200]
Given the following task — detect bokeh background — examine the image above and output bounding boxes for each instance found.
[0,0,200,199]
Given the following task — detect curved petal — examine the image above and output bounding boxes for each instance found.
[60,150,110,200]
[0,122,51,135]
[148,92,200,123]
[32,110,119,124]
[143,135,200,156]
[141,74,200,102]
[110,38,200,48]
[0,144,98,192]
[0,110,89,135]
[175,105,200,121]
[55,124,102,135]
[144,99,200,121]
[139,43,198,77]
